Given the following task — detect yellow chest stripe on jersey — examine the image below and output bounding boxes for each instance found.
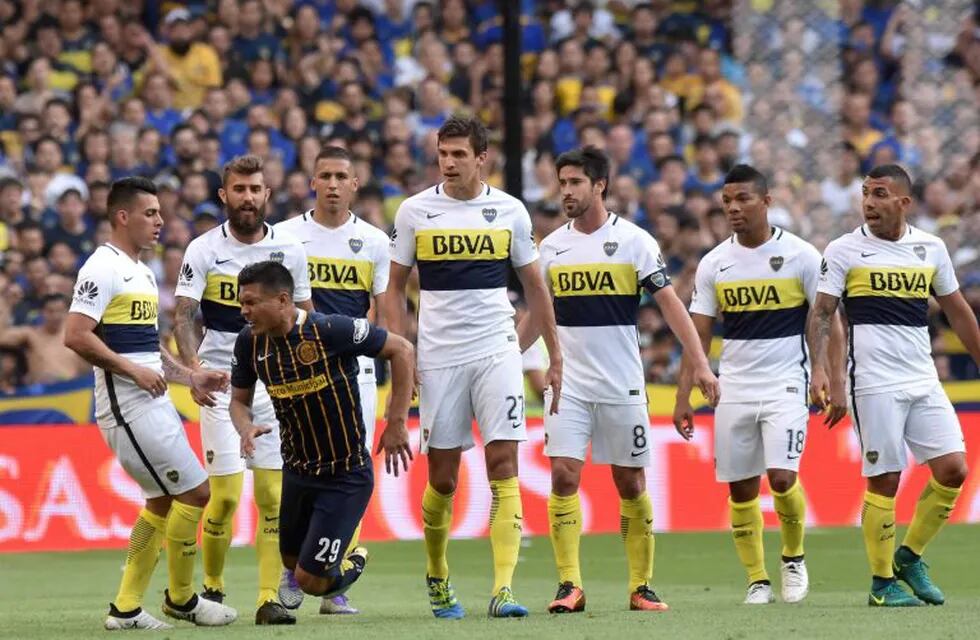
[203,273,241,308]
[102,292,159,325]
[416,228,511,261]
[846,266,935,299]
[307,257,373,291]
[549,262,638,298]
[716,278,806,313]
[267,374,328,399]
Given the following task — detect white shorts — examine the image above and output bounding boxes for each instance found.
[100,399,208,499]
[543,391,651,467]
[418,349,526,454]
[359,377,377,454]
[201,383,282,476]
[713,398,809,482]
[850,382,965,477]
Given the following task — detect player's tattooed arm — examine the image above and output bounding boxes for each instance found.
[173,296,203,368]
[806,292,842,423]
[159,346,228,406]
[936,290,980,367]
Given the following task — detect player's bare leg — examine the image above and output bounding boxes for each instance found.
[485,441,528,618]
[424,447,465,619]
[548,457,585,613]
[612,466,667,611]
[767,469,808,603]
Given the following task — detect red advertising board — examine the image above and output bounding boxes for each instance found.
[2,415,979,552]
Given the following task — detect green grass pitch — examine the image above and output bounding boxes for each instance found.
[3,526,980,639]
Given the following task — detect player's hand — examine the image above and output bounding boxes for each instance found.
[824,377,848,429]
[673,397,695,440]
[239,424,273,458]
[376,418,413,477]
[693,363,720,407]
[129,364,167,398]
[190,368,229,407]
[545,355,563,415]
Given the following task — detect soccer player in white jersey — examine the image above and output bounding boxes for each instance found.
[173,155,313,625]
[518,147,719,614]
[65,177,237,630]
[674,164,847,605]
[274,145,391,615]
[807,164,980,607]
[386,116,562,619]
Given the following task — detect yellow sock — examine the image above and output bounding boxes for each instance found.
[253,468,283,608]
[489,477,523,594]
[902,477,960,556]
[421,483,454,579]
[345,522,363,556]
[620,493,655,592]
[202,472,243,592]
[166,500,204,605]
[548,492,582,586]
[730,497,768,583]
[772,479,806,558]
[861,491,896,578]
[114,508,166,611]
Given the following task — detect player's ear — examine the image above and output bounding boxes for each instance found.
[217,187,228,205]
[762,192,772,207]
[263,186,271,203]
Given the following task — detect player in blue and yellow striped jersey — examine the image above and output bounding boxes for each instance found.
[675,164,847,605]
[807,164,980,607]
[519,147,719,613]
[228,261,415,619]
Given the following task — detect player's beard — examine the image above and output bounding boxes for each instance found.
[564,197,590,219]
[228,201,266,235]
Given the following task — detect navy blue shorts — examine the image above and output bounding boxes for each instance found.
[280,464,374,577]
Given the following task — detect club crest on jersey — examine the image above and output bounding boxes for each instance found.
[603,241,618,256]
[297,340,319,365]
[914,245,926,261]
[770,256,784,272]
[650,271,667,288]
[349,238,363,253]
[167,470,180,483]
[269,251,285,263]
[482,207,497,222]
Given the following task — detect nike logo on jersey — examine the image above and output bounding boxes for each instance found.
[302,240,312,244]
[123,276,133,282]
[720,264,735,272]
[257,353,271,362]
[216,258,233,265]
[861,252,877,258]
[555,248,571,255]
[426,212,447,219]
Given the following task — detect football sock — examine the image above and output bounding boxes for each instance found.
[345,523,363,557]
[114,508,166,612]
[902,477,960,556]
[772,479,806,558]
[489,477,523,594]
[166,500,204,606]
[730,496,768,583]
[548,492,583,586]
[421,483,454,580]
[202,472,243,592]
[253,468,283,608]
[620,493,655,592]
[861,490,896,579]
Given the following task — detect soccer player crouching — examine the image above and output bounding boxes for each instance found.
[807,165,980,606]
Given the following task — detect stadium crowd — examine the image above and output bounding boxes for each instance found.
[0,0,977,393]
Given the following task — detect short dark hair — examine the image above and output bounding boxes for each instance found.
[724,164,768,195]
[107,176,157,223]
[555,145,611,197]
[222,154,264,185]
[41,293,69,307]
[315,145,352,164]
[867,164,912,194]
[437,116,488,155]
[0,176,23,192]
[238,260,294,297]
[655,154,685,171]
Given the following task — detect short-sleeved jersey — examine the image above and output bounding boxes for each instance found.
[175,222,312,371]
[690,227,821,403]
[390,182,538,370]
[540,214,670,404]
[231,310,387,477]
[818,224,958,396]
[69,243,165,422]
[275,211,389,318]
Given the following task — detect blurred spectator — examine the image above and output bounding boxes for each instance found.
[0,293,90,384]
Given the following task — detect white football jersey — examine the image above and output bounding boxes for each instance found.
[175,222,311,370]
[540,213,670,404]
[390,182,538,370]
[818,224,958,396]
[275,210,389,383]
[690,227,821,403]
[70,243,167,422]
